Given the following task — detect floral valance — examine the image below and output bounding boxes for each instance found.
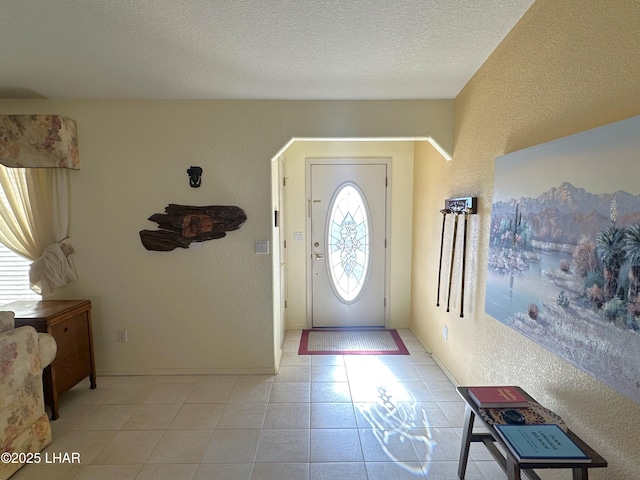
[0,115,79,169]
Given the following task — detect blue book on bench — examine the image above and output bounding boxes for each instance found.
[494,424,590,463]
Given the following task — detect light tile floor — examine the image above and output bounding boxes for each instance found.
[12,329,506,480]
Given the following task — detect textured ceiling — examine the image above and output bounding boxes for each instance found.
[0,0,534,100]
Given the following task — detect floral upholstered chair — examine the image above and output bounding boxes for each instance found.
[0,311,57,479]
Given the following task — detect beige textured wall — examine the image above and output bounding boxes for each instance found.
[410,1,640,478]
[282,140,416,330]
[0,99,452,375]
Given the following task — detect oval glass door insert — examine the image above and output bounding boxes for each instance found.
[327,183,371,303]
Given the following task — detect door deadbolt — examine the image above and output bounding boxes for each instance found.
[314,242,320,247]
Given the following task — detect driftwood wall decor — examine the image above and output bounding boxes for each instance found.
[140,204,247,251]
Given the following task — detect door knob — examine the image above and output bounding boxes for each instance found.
[314,253,324,259]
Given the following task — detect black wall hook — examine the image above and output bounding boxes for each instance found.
[187,166,203,188]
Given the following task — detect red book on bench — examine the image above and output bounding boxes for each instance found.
[468,386,528,408]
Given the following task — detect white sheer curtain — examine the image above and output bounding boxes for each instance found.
[0,165,76,294]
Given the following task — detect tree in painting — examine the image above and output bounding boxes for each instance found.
[624,224,640,316]
[584,201,640,331]
[596,226,626,302]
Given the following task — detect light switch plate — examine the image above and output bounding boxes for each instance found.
[117,329,128,343]
[255,240,269,254]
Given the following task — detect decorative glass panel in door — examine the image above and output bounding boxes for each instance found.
[327,183,371,303]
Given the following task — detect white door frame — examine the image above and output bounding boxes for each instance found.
[305,157,391,329]
[276,155,286,348]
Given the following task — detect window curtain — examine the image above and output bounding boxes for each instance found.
[0,164,76,294]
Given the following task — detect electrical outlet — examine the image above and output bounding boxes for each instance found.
[117,329,128,343]
[443,325,448,340]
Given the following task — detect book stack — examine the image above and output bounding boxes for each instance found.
[468,386,528,408]
[494,424,590,464]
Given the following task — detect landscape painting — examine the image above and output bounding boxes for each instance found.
[486,115,640,403]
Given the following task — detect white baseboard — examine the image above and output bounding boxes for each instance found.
[408,324,459,387]
[286,322,307,330]
[96,367,277,376]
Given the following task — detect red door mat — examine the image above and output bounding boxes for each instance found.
[298,329,410,355]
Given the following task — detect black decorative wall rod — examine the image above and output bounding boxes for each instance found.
[436,197,478,317]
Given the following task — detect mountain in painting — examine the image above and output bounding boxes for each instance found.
[491,182,640,246]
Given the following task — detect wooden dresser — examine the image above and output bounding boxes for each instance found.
[3,299,96,420]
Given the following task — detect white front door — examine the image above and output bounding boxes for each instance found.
[310,162,387,327]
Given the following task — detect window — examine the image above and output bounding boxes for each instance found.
[327,183,371,303]
[0,242,40,304]
[0,174,40,304]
